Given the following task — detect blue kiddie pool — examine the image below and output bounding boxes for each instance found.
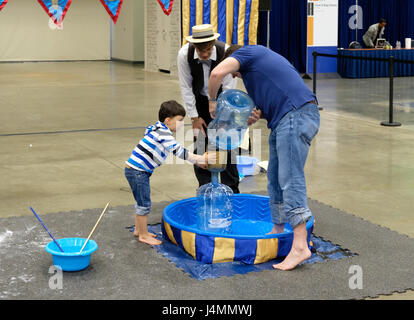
[162,194,314,264]
[45,238,98,271]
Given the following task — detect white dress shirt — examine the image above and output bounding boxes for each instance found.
[177,43,237,118]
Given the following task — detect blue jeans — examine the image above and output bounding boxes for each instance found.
[124,167,152,215]
[267,103,320,229]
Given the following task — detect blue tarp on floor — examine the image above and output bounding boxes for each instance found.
[128,224,355,280]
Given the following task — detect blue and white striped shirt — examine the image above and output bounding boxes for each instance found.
[126,121,189,173]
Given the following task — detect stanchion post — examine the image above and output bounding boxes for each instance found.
[312,51,323,111]
[312,51,317,94]
[381,56,401,127]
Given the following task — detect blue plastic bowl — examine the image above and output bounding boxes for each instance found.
[45,238,98,272]
[237,156,259,176]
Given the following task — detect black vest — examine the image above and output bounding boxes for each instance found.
[187,40,226,99]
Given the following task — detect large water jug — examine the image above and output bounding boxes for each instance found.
[208,89,255,150]
[196,172,233,234]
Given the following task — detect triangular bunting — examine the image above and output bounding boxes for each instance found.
[100,0,124,24]
[157,0,174,16]
[37,0,72,25]
[0,0,8,12]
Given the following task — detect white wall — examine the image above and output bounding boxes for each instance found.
[145,0,181,75]
[111,0,145,62]
[0,0,110,61]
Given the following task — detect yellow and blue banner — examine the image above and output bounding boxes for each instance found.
[100,0,124,24]
[0,0,8,13]
[37,0,72,25]
[157,0,174,16]
[182,0,259,45]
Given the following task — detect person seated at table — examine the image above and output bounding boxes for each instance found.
[363,18,387,48]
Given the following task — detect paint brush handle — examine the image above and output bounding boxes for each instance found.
[30,207,64,252]
[80,202,110,253]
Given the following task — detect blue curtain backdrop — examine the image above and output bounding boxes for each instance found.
[339,0,414,49]
[258,0,307,73]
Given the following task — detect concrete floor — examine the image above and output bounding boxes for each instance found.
[0,61,413,299]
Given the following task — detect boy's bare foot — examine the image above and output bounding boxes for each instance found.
[272,247,311,271]
[134,215,160,245]
[138,234,162,246]
[267,223,285,234]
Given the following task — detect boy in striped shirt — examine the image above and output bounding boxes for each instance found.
[125,100,216,245]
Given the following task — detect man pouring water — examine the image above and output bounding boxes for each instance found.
[208,45,320,271]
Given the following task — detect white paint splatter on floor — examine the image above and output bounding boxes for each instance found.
[0,230,13,244]
[18,274,36,283]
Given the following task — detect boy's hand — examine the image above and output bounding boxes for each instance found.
[196,163,208,169]
[205,151,217,164]
[195,152,217,169]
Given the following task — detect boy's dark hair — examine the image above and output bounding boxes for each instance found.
[158,100,186,122]
[193,40,216,51]
[379,18,387,24]
[223,44,242,60]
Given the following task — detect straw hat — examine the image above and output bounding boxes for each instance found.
[185,24,220,43]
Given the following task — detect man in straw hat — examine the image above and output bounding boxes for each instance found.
[177,24,240,193]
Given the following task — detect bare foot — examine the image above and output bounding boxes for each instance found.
[133,230,157,238]
[272,247,311,271]
[267,223,285,234]
[138,234,162,246]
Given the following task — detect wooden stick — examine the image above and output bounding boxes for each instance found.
[80,202,110,253]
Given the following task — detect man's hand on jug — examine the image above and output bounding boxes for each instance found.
[247,107,262,126]
[209,100,217,119]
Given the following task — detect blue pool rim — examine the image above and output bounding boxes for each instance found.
[45,238,98,257]
[163,194,314,240]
